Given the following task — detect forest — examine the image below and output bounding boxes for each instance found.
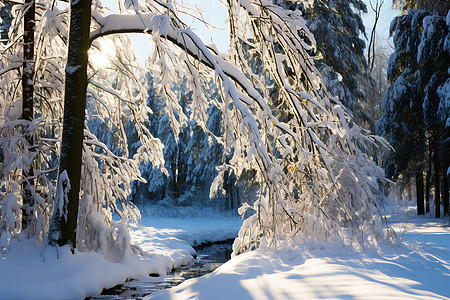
[0,0,449,299]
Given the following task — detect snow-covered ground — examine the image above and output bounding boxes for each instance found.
[148,201,450,300]
[1,202,449,300]
[0,213,242,300]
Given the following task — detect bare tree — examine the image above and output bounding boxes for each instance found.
[367,0,384,73]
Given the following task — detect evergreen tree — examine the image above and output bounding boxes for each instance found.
[278,0,375,130]
[131,75,231,211]
[377,1,449,216]
[0,1,13,44]
[184,105,226,208]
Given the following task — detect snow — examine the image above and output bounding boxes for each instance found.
[1,202,449,300]
[137,214,243,247]
[65,64,81,74]
[148,200,450,300]
[0,215,242,299]
[54,170,70,222]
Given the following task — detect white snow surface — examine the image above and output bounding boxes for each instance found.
[149,201,450,300]
[1,203,450,300]
[0,215,242,300]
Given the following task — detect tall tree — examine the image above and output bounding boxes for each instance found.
[1,0,151,253]
[48,0,92,247]
[378,0,449,216]
[1,0,66,245]
[54,0,394,250]
[225,0,394,251]
[367,0,384,73]
[278,0,375,131]
[21,0,36,233]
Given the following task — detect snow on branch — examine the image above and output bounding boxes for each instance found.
[89,10,293,170]
[87,0,395,253]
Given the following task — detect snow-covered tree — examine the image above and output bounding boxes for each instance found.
[1,0,162,254]
[377,2,449,216]
[277,0,375,131]
[2,0,395,256]
[1,0,64,245]
[224,0,394,252]
[0,1,13,44]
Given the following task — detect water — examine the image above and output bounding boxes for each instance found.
[88,240,233,300]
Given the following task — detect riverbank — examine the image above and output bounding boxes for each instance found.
[148,201,450,300]
[0,213,243,300]
[2,201,449,299]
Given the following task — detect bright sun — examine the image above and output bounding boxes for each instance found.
[89,38,116,69]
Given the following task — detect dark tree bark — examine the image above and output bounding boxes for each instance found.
[416,171,424,215]
[425,136,432,214]
[48,0,92,248]
[443,164,449,217]
[21,0,35,232]
[442,128,449,216]
[434,131,441,218]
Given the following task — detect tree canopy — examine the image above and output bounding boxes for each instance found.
[0,0,394,256]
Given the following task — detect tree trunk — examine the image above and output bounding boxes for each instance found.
[442,165,449,217]
[21,0,35,233]
[416,171,425,215]
[48,0,92,248]
[442,128,449,216]
[223,170,229,211]
[434,131,441,218]
[425,136,432,214]
[396,182,402,204]
[407,184,412,203]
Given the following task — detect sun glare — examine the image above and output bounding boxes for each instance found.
[89,38,116,69]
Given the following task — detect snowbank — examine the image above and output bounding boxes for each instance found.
[2,202,449,300]
[148,203,450,300]
[0,215,243,299]
[139,215,243,246]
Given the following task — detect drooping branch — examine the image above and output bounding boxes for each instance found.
[90,11,299,171]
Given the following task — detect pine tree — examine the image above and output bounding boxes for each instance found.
[278,0,375,130]
[378,1,449,216]
[0,1,13,44]
[184,105,225,208]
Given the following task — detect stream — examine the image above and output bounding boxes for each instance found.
[88,239,234,300]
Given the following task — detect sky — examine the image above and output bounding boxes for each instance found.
[361,0,399,50]
[128,0,229,65]
[125,0,400,66]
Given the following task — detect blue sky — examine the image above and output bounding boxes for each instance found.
[125,0,400,65]
[361,0,398,50]
[129,0,229,64]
